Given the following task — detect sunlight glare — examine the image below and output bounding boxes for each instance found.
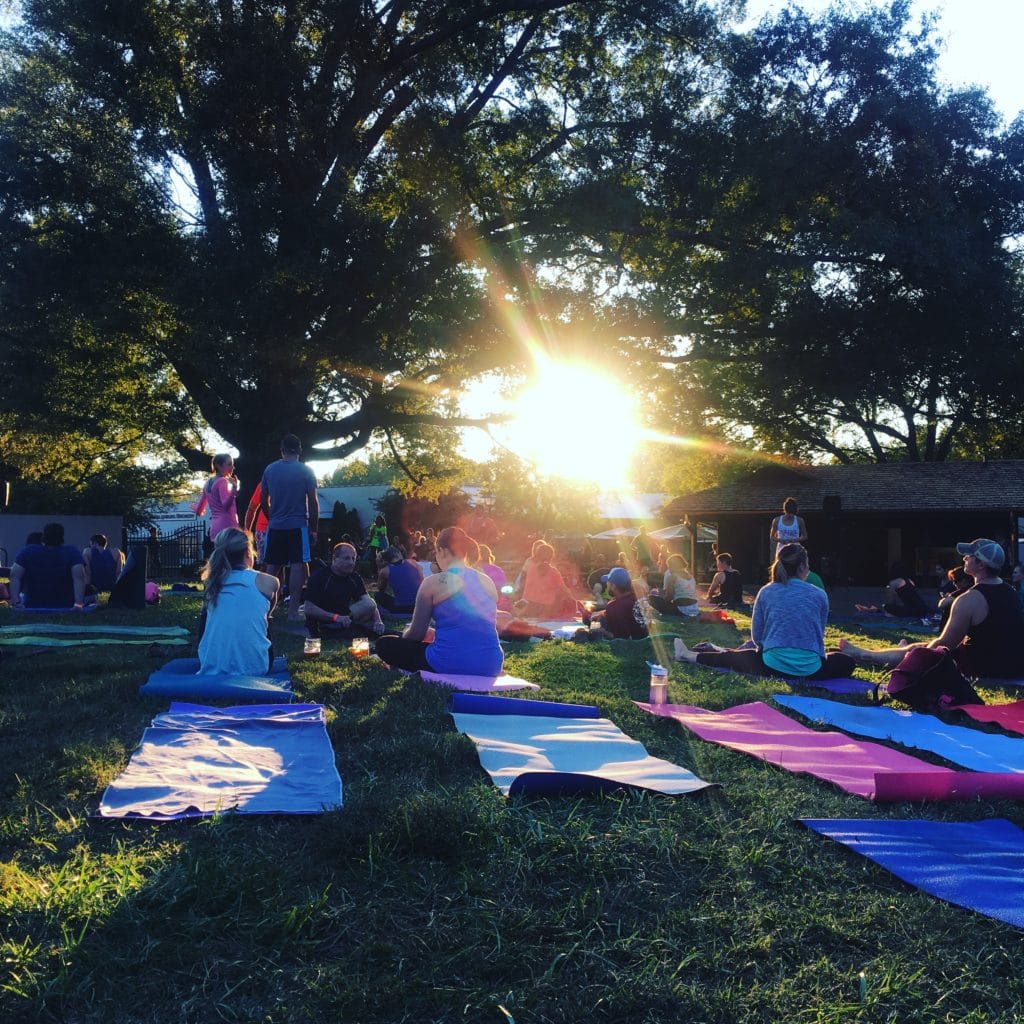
[499,363,642,486]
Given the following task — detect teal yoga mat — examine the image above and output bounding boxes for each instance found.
[0,623,189,636]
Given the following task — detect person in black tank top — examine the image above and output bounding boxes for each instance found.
[839,537,1024,678]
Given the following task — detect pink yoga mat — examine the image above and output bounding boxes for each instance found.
[955,701,1024,735]
[636,700,1018,802]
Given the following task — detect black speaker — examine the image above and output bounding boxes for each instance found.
[823,495,842,517]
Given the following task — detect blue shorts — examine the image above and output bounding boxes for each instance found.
[264,528,310,566]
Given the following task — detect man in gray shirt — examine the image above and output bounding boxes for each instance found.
[259,434,319,622]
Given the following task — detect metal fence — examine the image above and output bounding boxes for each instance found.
[125,521,208,578]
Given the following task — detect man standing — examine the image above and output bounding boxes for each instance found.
[259,434,319,622]
[304,542,384,638]
[10,522,87,610]
[590,567,648,639]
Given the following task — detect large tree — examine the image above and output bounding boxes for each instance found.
[597,1,1024,462]
[0,0,730,495]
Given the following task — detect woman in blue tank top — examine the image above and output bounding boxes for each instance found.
[377,526,503,676]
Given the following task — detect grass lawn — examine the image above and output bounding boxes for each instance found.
[2,598,1024,1023]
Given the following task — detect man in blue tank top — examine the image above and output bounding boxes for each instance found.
[376,546,424,612]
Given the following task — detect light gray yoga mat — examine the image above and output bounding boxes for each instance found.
[451,709,714,798]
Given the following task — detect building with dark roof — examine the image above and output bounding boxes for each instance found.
[662,460,1024,585]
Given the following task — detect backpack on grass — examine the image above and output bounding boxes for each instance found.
[882,645,983,713]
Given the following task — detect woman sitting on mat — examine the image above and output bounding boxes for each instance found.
[197,527,278,676]
[377,526,504,676]
[673,543,854,680]
[515,541,577,619]
[376,545,423,613]
[648,553,699,619]
[476,543,511,610]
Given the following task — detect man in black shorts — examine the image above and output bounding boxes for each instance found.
[260,434,319,622]
[304,543,384,638]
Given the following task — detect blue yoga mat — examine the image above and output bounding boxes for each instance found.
[98,703,341,819]
[801,818,1024,929]
[449,693,600,719]
[140,656,292,701]
[775,694,1024,773]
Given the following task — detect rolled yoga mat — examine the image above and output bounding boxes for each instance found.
[636,700,1024,802]
[801,818,1024,929]
[97,702,342,819]
[141,656,293,701]
[774,694,1024,774]
[450,696,713,798]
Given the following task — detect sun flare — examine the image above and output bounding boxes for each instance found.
[497,361,643,486]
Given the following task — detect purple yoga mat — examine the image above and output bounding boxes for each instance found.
[419,670,539,692]
[801,818,1024,929]
[698,662,875,695]
[636,700,1024,802]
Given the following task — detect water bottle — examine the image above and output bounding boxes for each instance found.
[648,662,668,705]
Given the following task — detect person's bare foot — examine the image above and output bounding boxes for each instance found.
[673,638,698,663]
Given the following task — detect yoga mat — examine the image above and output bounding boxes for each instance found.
[141,656,292,701]
[450,693,599,718]
[696,662,876,696]
[11,604,99,614]
[956,701,1024,735]
[774,694,1024,774]
[636,700,1004,802]
[0,623,189,637]
[98,703,342,819]
[419,670,540,693]
[0,635,189,648]
[451,704,712,798]
[829,613,937,634]
[801,818,1024,929]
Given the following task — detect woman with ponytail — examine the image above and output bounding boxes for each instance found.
[197,528,279,676]
[376,526,503,675]
[193,453,240,541]
[673,543,853,680]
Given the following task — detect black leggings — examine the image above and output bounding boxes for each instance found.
[376,633,433,671]
[696,648,855,680]
[648,595,698,618]
[376,593,416,613]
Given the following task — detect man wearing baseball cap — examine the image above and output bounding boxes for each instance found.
[589,566,648,640]
[841,537,1024,678]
